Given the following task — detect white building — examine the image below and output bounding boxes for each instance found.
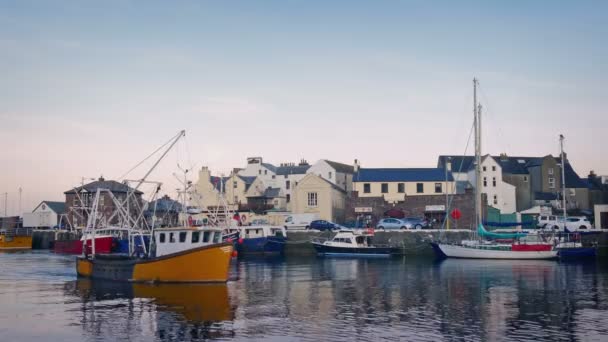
[466,155,517,214]
[22,201,66,228]
[306,159,355,193]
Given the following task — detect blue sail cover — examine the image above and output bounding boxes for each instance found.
[477,224,528,239]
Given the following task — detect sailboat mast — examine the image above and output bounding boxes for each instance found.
[473,78,482,228]
[560,134,567,222]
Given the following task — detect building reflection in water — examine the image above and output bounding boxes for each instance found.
[63,257,608,341]
[68,279,236,341]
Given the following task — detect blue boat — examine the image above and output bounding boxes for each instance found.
[556,232,597,260]
[312,230,402,258]
[235,226,287,255]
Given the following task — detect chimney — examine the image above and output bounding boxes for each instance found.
[354,159,360,173]
[98,176,105,182]
[500,153,508,161]
[446,157,452,172]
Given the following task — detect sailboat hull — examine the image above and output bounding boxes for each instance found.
[431,242,558,260]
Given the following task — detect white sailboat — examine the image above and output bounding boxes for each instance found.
[431,79,557,260]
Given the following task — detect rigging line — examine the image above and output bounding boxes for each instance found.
[478,84,511,154]
[116,132,179,181]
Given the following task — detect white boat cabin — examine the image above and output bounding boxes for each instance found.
[154,227,223,257]
[240,225,287,239]
[323,230,373,248]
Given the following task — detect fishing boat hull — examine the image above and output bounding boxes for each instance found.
[557,247,597,259]
[0,235,32,250]
[430,242,558,260]
[312,242,401,257]
[236,236,286,255]
[53,236,115,254]
[76,242,234,283]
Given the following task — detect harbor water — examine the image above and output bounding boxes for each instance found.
[1,251,608,341]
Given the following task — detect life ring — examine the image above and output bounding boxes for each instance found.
[241,215,247,223]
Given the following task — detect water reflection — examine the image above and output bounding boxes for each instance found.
[2,252,608,341]
[67,280,236,341]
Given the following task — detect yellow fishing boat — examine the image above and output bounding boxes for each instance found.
[0,229,33,250]
[76,227,233,283]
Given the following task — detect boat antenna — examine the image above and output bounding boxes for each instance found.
[560,134,567,222]
[473,78,483,229]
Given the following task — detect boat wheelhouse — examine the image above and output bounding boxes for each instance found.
[235,225,287,255]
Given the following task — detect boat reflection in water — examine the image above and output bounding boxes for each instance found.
[71,279,235,340]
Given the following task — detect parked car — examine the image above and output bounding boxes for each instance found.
[537,215,560,229]
[537,215,594,231]
[564,216,594,230]
[308,220,339,231]
[285,214,319,230]
[376,218,410,230]
[401,217,430,229]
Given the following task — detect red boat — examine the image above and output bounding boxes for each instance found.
[53,235,115,254]
[511,243,553,252]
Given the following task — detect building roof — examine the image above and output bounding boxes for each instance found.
[33,201,66,214]
[64,178,143,195]
[261,163,277,173]
[437,156,476,173]
[237,175,257,184]
[276,164,310,175]
[355,168,454,182]
[324,160,354,174]
[210,176,230,192]
[146,195,182,213]
[264,187,282,198]
[560,161,587,188]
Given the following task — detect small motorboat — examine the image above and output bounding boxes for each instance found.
[312,229,402,257]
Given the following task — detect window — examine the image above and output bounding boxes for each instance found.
[548,168,554,175]
[99,196,105,206]
[179,232,187,243]
[203,231,211,243]
[540,216,547,220]
[483,166,487,172]
[492,177,496,187]
[435,183,442,193]
[191,231,200,243]
[272,175,275,179]
[286,180,290,189]
[548,177,556,188]
[264,170,267,175]
[169,233,175,243]
[274,199,279,206]
[524,176,528,182]
[398,183,405,193]
[363,183,371,193]
[307,192,318,207]
[286,194,291,203]
[213,232,221,243]
[492,166,496,171]
[233,181,238,189]
[73,197,78,206]
[483,177,487,187]
[493,195,498,205]
[381,183,388,193]
[258,170,261,175]
[416,183,424,193]
[159,233,166,243]
[328,172,332,179]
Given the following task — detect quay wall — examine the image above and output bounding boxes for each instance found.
[285,230,608,257]
[32,230,80,249]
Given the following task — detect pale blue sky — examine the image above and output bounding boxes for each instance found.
[1,1,607,214]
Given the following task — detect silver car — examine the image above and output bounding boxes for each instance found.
[376,218,411,230]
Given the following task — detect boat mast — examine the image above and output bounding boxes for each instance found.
[473,78,482,228]
[560,134,567,222]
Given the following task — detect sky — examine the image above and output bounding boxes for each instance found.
[1,0,607,215]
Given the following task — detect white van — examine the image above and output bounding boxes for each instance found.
[284,214,319,230]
